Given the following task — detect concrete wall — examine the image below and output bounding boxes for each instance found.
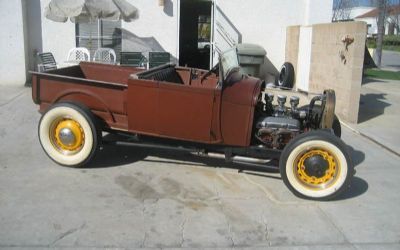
[286,22,367,123]
[285,26,300,81]
[0,0,27,85]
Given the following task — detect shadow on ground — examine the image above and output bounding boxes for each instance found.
[347,145,365,167]
[88,142,279,174]
[358,93,390,123]
[362,77,384,85]
[332,176,368,201]
[85,133,368,200]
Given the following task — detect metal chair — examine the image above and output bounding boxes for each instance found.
[37,52,57,72]
[148,52,170,68]
[93,48,116,64]
[67,47,90,62]
[120,52,147,67]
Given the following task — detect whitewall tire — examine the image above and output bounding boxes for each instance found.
[279,131,353,200]
[38,102,99,167]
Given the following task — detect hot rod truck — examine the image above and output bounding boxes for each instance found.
[31,48,353,200]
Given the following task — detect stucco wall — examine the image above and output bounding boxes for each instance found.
[0,0,27,85]
[40,0,76,65]
[36,0,333,70]
[1,0,333,86]
[218,0,333,72]
[122,0,179,61]
[26,0,43,77]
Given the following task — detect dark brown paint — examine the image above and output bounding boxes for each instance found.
[31,62,261,147]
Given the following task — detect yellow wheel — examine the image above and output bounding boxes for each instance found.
[51,118,85,154]
[280,131,353,200]
[39,103,99,167]
[295,149,339,190]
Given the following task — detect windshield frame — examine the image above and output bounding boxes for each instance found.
[219,48,240,82]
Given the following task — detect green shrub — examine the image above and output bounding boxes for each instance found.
[366,38,376,48]
[384,35,400,46]
[367,35,400,50]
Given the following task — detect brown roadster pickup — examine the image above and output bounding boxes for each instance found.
[31,48,353,200]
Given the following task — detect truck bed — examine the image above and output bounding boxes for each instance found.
[31,62,144,131]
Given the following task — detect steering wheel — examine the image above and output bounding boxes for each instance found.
[200,64,219,83]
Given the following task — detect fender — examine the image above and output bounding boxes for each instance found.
[52,89,116,123]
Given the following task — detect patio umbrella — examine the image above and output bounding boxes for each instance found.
[45,0,139,23]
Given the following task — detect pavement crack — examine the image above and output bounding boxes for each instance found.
[213,176,235,247]
[50,222,86,246]
[225,213,235,247]
[241,173,312,206]
[141,201,147,248]
[316,205,351,244]
[261,212,270,246]
[180,214,187,247]
[0,89,27,107]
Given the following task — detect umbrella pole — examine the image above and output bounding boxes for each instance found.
[97,20,101,49]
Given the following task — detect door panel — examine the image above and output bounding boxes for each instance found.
[158,83,215,142]
[127,80,159,135]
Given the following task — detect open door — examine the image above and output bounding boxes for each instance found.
[179,0,212,70]
[210,0,241,67]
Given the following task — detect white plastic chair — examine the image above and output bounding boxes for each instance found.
[67,47,90,62]
[93,48,116,64]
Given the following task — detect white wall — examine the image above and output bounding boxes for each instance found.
[0,0,27,85]
[26,0,43,76]
[40,0,75,64]
[349,7,375,19]
[217,0,332,71]
[304,0,334,25]
[39,0,178,63]
[27,0,332,78]
[122,0,179,60]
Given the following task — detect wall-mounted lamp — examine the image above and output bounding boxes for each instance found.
[158,0,164,6]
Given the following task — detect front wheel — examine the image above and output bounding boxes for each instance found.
[279,131,353,200]
[38,102,100,167]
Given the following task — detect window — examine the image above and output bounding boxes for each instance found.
[197,15,211,50]
[75,20,122,61]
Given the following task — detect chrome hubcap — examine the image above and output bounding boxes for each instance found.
[58,127,76,146]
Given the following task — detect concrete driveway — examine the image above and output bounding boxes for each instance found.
[1,86,400,249]
[354,78,400,155]
[380,50,400,72]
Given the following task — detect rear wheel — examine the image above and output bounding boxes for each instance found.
[38,102,99,167]
[279,131,353,200]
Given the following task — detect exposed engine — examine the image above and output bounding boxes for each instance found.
[254,93,308,149]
